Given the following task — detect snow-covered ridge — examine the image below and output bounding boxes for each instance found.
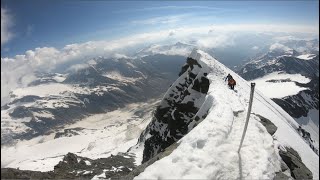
[135,48,211,163]
[135,49,319,179]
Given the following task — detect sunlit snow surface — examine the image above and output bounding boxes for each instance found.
[297,54,317,60]
[1,100,158,171]
[250,72,310,99]
[135,50,319,179]
[12,83,86,99]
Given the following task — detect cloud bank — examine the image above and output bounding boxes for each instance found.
[1,23,319,105]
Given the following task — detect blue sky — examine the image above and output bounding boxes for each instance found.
[1,0,319,57]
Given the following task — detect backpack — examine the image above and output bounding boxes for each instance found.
[229,79,236,85]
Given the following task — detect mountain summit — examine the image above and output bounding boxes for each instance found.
[132,49,318,179]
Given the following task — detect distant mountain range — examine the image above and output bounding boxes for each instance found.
[1,43,319,179]
[237,39,319,154]
[1,54,186,146]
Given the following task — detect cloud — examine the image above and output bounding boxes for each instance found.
[26,25,34,36]
[269,43,291,52]
[1,7,14,46]
[169,30,176,36]
[1,60,36,105]
[272,35,318,42]
[67,63,90,72]
[113,6,226,13]
[195,33,233,49]
[1,23,318,105]
[131,14,188,25]
[142,6,225,11]
[252,46,259,50]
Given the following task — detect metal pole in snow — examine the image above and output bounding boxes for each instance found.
[238,83,256,153]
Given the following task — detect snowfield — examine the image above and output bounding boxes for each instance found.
[249,72,311,99]
[297,54,317,60]
[102,71,142,84]
[1,100,158,171]
[135,50,319,179]
[12,83,87,99]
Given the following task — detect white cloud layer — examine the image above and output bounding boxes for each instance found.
[131,14,188,25]
[1,23,319,105]
[252,46,259,50]
[1,7,14,46]
[269,43,291,52]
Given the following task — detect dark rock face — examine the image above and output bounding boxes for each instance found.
[256,114,278,135]
[272,75,319,118]
[138,56,210,163]
[10,95,42,104]
[272,90,318,119]
[274,172,291,180]
[9,106,33,118]
[1,168,54,179]
[179,57,202,76]
[266,78,291,83]
[279,147,313,179]
[1,104,10,110]
[296,126,318,155]
[1,152,136,179]
[54,128,85,139]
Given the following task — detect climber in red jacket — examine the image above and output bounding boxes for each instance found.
[228,78,236,90]
[225,73,236,90]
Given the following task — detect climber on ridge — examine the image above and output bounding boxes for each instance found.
[225,73,236,90]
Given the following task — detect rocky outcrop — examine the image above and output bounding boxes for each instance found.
[255,114,313,179]
[1,152,136,179]
[137,54,210,163]
[256,114,278,135]
[279,147,313,179]
[274,172,291,180]
[54,128,85,139]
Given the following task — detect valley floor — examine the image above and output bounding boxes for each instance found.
[1,99,158,171]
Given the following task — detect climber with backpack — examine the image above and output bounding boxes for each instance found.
[225,73,236,90]
[225,73,233,82]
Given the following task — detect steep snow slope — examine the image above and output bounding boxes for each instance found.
[238,48,319,155]
[136,49,319,179]
[250,72,319,152]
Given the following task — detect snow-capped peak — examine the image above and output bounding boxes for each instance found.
[135,49,318,179]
